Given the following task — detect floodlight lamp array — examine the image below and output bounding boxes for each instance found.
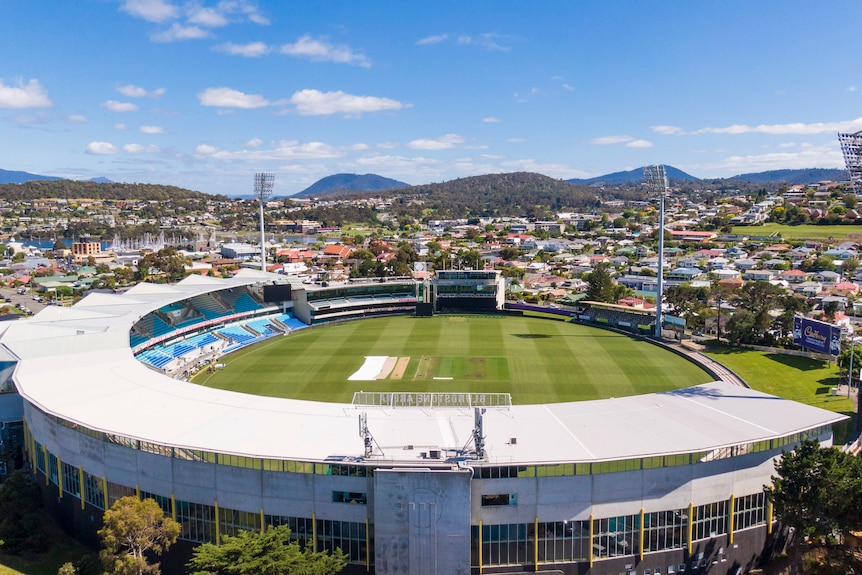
[254,172,275,200]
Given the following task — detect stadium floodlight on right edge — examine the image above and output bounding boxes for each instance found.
[839,130,862,194]
[644,164,668,338]
[254,172,275,271]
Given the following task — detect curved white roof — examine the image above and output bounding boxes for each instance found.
[5,274,846,465]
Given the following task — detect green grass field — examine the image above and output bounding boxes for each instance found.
[704,347,854,443]
[192,315,712,404]
[731,222,862,241]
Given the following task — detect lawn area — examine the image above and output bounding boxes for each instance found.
[192,315,712,404]
[731,222,862,242]
[704,347,855,443]
[0,518,96,575]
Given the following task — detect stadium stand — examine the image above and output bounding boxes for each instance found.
[189,294,230,320]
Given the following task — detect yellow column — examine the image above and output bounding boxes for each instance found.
[261,509,265,534]
[102,477,108,509]
[42,445,48,485]
[478,520,483,573]
[57,456,63,498]
[728,494,735,545]
[214,501,220,545]
[171,495,177,522]
[589,514,594,567]
[687,503,694,554]
[79,467,85,509]
[534,516,539,570]
[135,484,140,498]
[365,518,370,572]
[639,508,645,561]
[312,513,317,552]
[767,499,774,534]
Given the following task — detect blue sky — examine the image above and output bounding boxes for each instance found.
[2,1,861,196]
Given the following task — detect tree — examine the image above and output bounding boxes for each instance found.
[0,470,47,554]
[769,440,862,575]
[99,496,180,575]
[187,524,346,575]
[585,263,616,303]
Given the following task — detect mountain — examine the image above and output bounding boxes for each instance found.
[567,165,699,185]
[0,168,61,184]
[89,176,114,184]
[725,168,847,185]
[293,173,410,197]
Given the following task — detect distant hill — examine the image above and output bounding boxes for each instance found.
[294,173,410,197]
[0,180,216,201]
[567,165,698,185]
[89,176,113,184]
[0,168,61,184]
[726,168,847,185]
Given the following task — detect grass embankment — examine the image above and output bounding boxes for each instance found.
[731,222,862,241]
[0,517,96,575]
[705,347,854,443]
[192,315,711,404]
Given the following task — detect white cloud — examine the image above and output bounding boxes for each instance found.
[186,4,228,27]
[778,142,797,148]
[562,83,575,92]
[289,89,408,117]
[198,87,272,108]
[626,139,654,148]
[694,144,845,177]
[86,141,118,155]
[151,23,210,42]
[848,86,858,92]
[122,143,160,153]
[102,100,139,112]
[120,0,179,22]
[377,142,400,149]
[408,134,465,150]
[114,123,127,130]
[482,117,501,123]
[140,125,165,134]
[654,117,862,136]
[216,41,270,57]
[651,125,686,135]
[245,137,264,148]
[0,79,52,109]
[117,84,165,98]
[456,33,509,51]
[506,138,527,143]
[417,34,448,45]
[194,139,343,162]
[66,114,87,123]
[279,36,370,67]
[591,135,634,145]
[350,143,370,151]
[500,159,591,180]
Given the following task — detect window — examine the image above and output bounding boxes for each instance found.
[219,507,261,538]
[332,491,367,505]
[83,472,105,509]
[534,520,590,563]
[643,509,688,552]
[476,523,530,566]
[734,492,767,530]
[62,462,80,497]
[481,494,517,506]
[593,515,638,558]
[140,491,172,516]
[175,500,215,543]
[692,500,728,541]
[317,519,368,565]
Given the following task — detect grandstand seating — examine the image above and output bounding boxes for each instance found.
[189,294,230,320]
[163,341,197,358]
[244,318,283,337]
[152,316,176,338]
[186,333,220,348]
[233,293,263,313]
[137,349,174,369]
[217,326,259,345]
[130,333,148,348]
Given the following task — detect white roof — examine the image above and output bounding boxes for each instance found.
[5,276,845,466]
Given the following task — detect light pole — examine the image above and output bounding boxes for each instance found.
[254,172,275,272]
[644,165,668,338]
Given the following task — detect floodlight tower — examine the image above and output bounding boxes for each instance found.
[839,130,862,194]
[254,172,275,271]
[644,165,668,338]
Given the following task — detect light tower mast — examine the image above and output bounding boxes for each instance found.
[254,172,275,271]
[839,130,862,194]
[644,165,668,338]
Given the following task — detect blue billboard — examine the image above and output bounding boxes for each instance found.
[793,316,841,356]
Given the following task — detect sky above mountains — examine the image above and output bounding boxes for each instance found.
[2,1,861,196]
